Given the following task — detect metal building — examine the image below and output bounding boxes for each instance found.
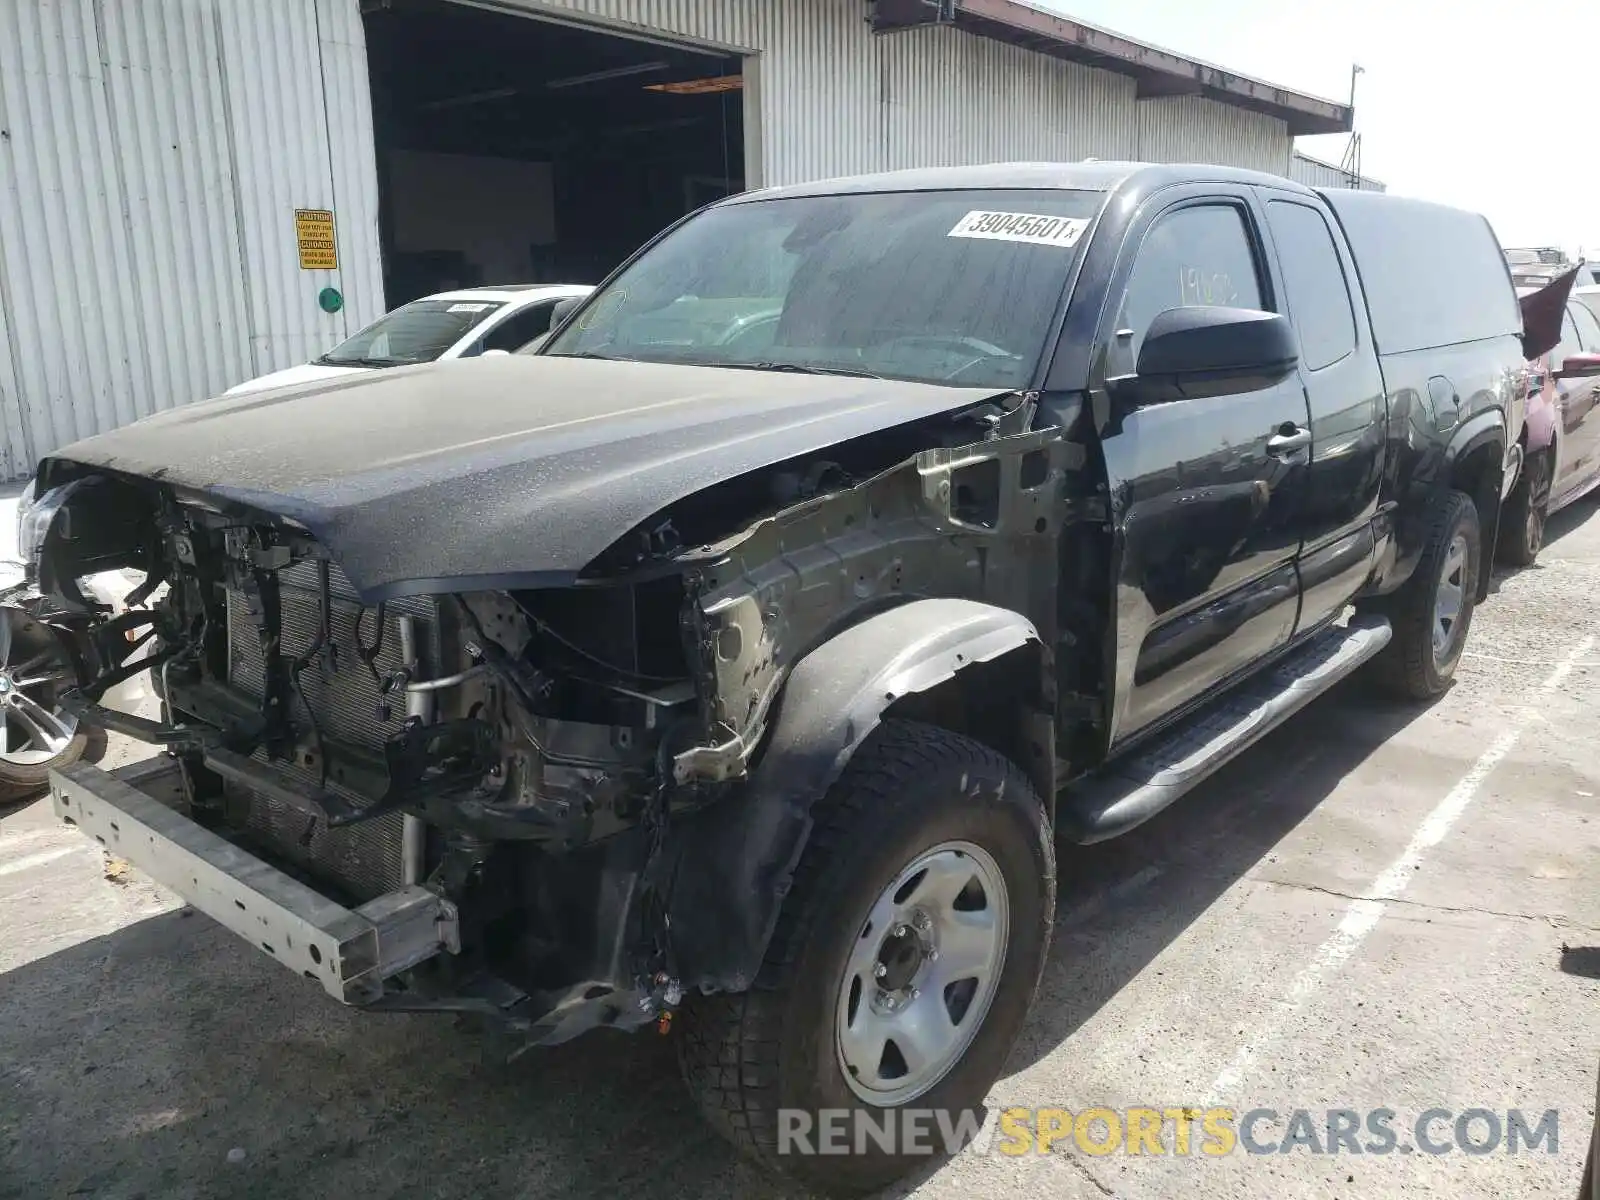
[1289,150,1386,193]
[0,0,1349,478]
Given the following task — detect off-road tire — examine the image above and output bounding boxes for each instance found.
[1496,449,1548,567]
[676,720,1055,1195]
[1366,490,1481,701]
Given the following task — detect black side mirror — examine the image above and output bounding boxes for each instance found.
[1111,307,1299,407]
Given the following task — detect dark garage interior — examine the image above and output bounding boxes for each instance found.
[361,0,746,305]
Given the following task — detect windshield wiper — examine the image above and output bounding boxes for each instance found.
[314,355,400,369]
[737,362,883,379]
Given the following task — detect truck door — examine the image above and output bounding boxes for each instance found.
[1094,191,1313,745]
[1259,195,1386,632]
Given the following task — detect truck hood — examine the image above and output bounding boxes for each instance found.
[42,354,1008,601]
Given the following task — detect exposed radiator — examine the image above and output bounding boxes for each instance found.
[224,560,438,901]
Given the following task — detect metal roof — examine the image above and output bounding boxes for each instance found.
[726,159,1317,201]
[1292,151,1386,189]
[872,0,1353,136]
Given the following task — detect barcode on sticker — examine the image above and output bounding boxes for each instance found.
[447,303,492,313]
[948,211,1088,249]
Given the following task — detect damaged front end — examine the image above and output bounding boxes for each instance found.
[29,390,1070,1046]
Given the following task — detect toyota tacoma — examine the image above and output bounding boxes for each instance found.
[11,162,1527,1193]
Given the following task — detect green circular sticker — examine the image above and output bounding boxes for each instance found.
[318,287,344,314]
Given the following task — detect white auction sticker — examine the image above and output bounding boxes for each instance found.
[447,302,492,313]
[948,210,1088,248]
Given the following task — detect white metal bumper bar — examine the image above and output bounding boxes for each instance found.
[49,758,458,1005]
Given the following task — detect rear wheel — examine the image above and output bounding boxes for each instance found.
[1367,490,1481,700]
[0,608,104,804]
[1496,449,1548,567]
[677,720,1054,1195]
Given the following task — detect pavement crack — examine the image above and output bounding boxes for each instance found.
[1061,1152,1116,1196]
[1256,877,1597,929]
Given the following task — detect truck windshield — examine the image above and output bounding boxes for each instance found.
[316,298,506,367]
[545,188,1104,389]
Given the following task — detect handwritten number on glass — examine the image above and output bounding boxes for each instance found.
[1178,268,1238,306]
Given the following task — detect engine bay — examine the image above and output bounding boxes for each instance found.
[19,396,1075,1039]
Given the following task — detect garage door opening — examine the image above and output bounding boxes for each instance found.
[362,0,746,306]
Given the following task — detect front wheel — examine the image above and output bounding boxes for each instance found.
[1366,490,1482,701]
[0,607,104,804]
[1496,449,1549,567]
[677,720,1055,1195]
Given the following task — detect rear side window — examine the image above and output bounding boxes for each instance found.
[481,302,556,353]
[1115,204,1265,364]
[1552,309,1583,367]
[1265,200,1357,371]
[1569,300,1600,351]
[1321,190,1520,355]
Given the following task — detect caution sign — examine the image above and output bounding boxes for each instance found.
[294,209,338,270]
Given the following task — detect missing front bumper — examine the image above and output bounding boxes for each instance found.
[49,758,458,1005]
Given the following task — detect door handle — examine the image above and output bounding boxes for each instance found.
[1267,426,1312,456]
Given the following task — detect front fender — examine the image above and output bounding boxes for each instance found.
[1444,406,1508,473]
[661,598,1042,994]
[1373,407,1506,602]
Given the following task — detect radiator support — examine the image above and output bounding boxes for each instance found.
[221,560,440,902]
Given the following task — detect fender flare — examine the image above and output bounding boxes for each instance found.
[660,598,1043,994]
[1382,406,1510,596]
[1443,407,1507,474]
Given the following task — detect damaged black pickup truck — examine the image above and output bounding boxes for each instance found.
[14,163,1525,1192]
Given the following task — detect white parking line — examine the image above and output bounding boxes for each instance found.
[0,845,86,879]
[0,826,70,851]
[1206,635,1595,1102]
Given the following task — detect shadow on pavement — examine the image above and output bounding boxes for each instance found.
[1004,676,1428,1076]
[1542,496,1600,555]
[0,791,41,821]
[1560,946,1600,981]
[1489,494,1600,594]
[0,679,1433,1200]
[0,906,804,1200]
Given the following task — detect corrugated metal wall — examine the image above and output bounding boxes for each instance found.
[216,0,386,374]
[0,0,383,477]
[1136,96,1288,175]
[0,0,1296,476]
[509,0,1289,184]
[1289,151,1386,192]
[878,25,1139,171]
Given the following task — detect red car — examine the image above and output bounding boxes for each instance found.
[1499,276,1600,563]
